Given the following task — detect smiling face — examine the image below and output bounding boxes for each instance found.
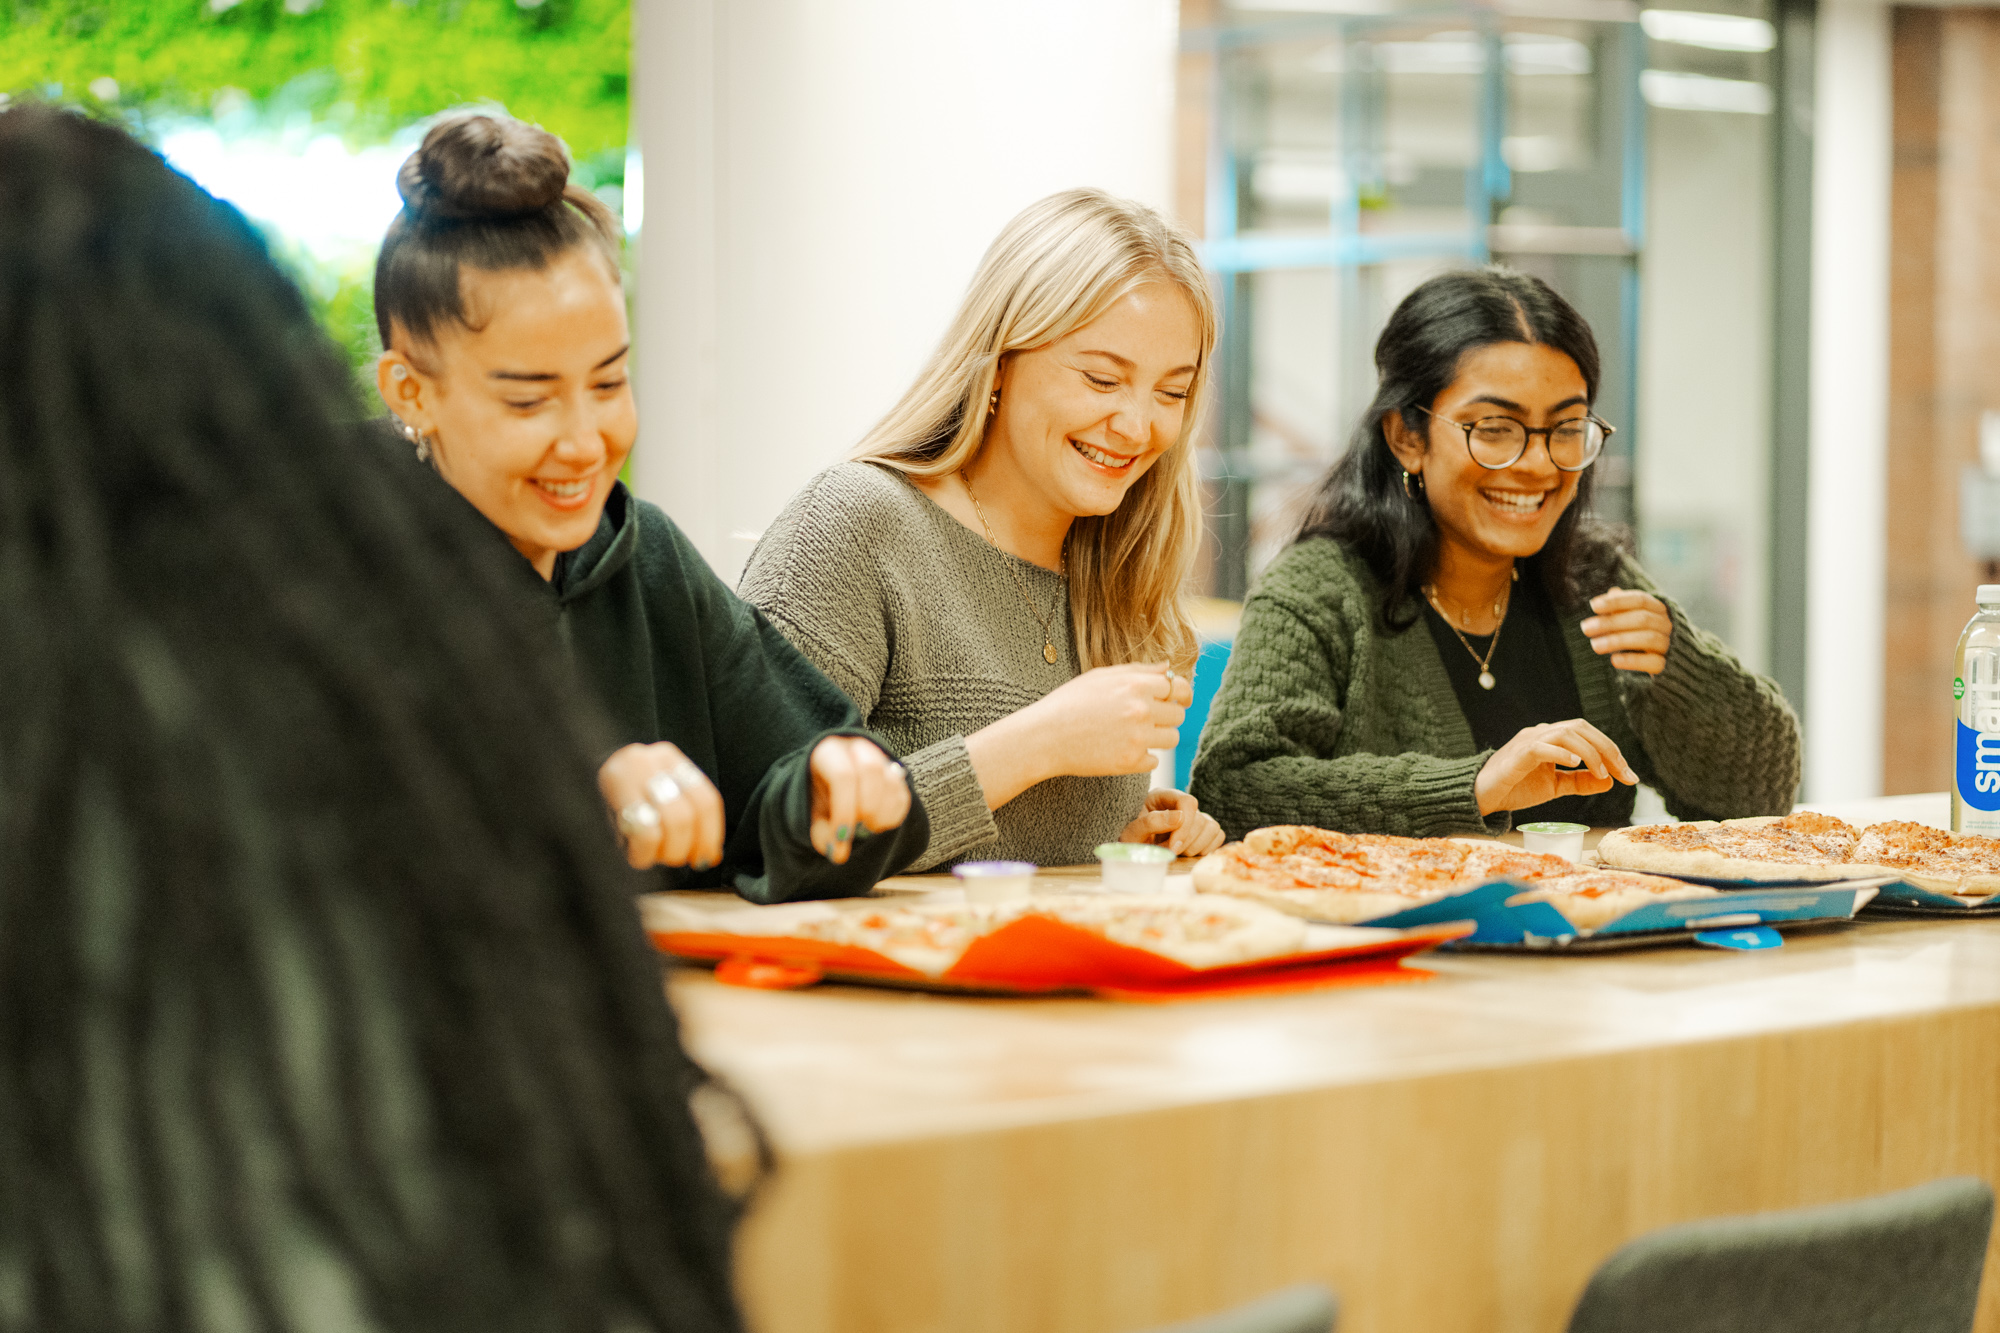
[980,280,1200,523]
[376,247,635,579]
[1386,340,1590,563]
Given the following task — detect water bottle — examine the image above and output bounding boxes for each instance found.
[1951,585,2000,834]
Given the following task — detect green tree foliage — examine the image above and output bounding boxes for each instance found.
[1,0,631,160]
[3,0,631,387]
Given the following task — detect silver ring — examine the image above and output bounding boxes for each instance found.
[617,801,661,840]
[669,760,705,787]
[645,773,683,808]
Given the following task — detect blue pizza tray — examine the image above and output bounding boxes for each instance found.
[1351,877,1878,953]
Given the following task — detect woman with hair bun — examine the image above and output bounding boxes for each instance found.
[1190,266,1800,837]
[374,112,925,900]
[741,189,1226,871]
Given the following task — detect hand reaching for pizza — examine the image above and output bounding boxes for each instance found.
[1581,586,1672,675]
[1474,718,1641,817]
[1118,788,1226,857]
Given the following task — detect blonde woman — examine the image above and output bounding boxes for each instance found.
[740,189,1225,870]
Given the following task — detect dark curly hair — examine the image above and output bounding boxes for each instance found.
[0,104,752,1333]
[1295,265,1626,628]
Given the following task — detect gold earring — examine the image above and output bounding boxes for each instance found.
[1402,469,1415,498]
[988,389,1000,415]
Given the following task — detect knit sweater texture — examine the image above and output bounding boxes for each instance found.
[1189,537,1802,838]
[740,462,1150,870]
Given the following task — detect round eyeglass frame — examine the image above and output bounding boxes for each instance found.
[1413,404,1613,473]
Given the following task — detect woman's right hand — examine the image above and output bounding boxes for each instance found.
[1025,663,1189,777]
[599,742,726,870]
[1473,719,1640,816]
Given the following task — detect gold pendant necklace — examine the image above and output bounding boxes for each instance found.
[1425,567,1517,690]
[962,473,1065,666]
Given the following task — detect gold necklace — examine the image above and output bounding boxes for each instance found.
[1424,567,1518,691]
[962,473,1065,666]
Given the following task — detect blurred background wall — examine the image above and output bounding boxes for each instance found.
[11,0,2000,803]
[629,0,1179,581]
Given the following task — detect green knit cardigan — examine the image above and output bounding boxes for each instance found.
[1188,537,1802,839]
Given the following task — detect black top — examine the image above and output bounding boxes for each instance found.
[1421,570,1595,826]
[536,482,930,902]
[377,417,930,903]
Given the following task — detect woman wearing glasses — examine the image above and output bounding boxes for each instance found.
[1190,267,1800,835]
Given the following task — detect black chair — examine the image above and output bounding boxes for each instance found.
[1135,1283,1337,1333]
[1565,1176,1996,1333]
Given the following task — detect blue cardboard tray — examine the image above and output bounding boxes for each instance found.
[1352,877,1878,953]
[1656,870,2000,917]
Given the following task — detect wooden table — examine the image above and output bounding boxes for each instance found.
[672,795,2000,1333]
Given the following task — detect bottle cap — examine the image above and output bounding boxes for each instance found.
[1980,584,2000,606]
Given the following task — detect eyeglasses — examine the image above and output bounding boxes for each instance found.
[1414,405,1612,472]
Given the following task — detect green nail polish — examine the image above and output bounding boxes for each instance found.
[835,824,850,841]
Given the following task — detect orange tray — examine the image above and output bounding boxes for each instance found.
[650,915,1471,1003]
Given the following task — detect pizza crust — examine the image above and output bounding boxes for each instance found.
[1596,819,1858,883]
[1507,871,1719,930]
[1192,851,1430,922]
[1599,816,2000,900]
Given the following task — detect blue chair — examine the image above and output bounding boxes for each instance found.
[1565,1176,1995,1333]
[1135,1283,1337,1333]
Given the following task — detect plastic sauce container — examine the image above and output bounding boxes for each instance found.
[1518,821,1589,863]
[953,861,1037,903]
[1095,842,1176,893]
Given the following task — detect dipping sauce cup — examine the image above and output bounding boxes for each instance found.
[953,860,1037,903]
[1094,842,1177,893]
[1519,821,1590,863]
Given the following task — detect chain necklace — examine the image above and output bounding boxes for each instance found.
[1424,566,1518,690]
[962,473,1066,666]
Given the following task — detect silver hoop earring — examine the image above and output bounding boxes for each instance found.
[1402,469,1415,498]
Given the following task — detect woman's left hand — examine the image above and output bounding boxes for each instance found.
[1582,586,1673,675]
[1118,789,1226,858]
[810,737,913,864]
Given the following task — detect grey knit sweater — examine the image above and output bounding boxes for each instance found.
[1189,537,1802,838]
[739,462,1149,870]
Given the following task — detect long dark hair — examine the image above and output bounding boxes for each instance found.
[374,111,620,349]
[0,105,751,1332]
[1295,266,1624,628]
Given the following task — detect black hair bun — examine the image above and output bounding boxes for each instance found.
[397,113,570,222]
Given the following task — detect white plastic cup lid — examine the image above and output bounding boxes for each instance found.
[1519,821,1590,834]
[954,861,1036,878]
[1095,842,1175,864]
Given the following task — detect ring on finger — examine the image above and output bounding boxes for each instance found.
[646,773,683,807]
[669,760,705,788]
[617,801,661,840]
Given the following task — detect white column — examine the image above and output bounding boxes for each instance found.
[1804,0,1891,800]
[630,0,1179,583]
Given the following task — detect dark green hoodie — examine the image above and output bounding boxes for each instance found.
[488,472,929,903]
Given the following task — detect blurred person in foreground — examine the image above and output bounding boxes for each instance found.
[1191,267,1800,837]
[0,103,754,1333]
[373,112,923,898]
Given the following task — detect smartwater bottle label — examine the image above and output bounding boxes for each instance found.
[1956,719,2000,812]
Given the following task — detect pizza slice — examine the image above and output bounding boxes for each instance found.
[1505,869,1721,931]
[1596,812,1861,882]
[1847,821,2000,898]
[1193,827,1472,923]
[1450,841,1575,886]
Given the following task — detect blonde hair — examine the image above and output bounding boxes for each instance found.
[852,188,1216,675]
